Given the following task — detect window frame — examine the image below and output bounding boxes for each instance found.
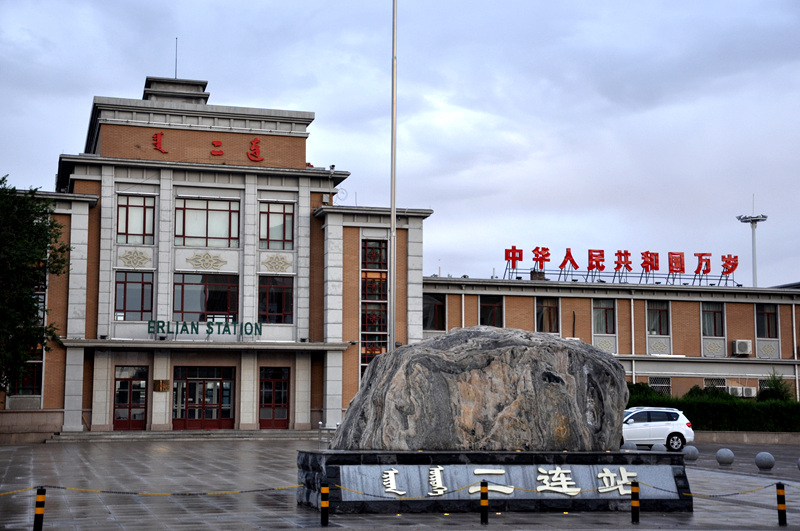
[756,303,778,339]
[701,302,725,338]
[115,271,154,321]
[646,300,670,336]
[258,202,294,250]
[592,299,616,335]
[258,276,294,324]
[422,293,447,331]
[479,295,503,327]
[536,297,560,334]
[117,195,155,245]
[173,273,239,322]
[174,198,240,248]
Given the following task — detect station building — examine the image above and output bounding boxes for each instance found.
[2,77,799,442]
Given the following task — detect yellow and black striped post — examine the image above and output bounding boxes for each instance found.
[630,480,640,525]
[777,482,787,527]
[320,482,330,527]
[480,480,488,525]
[33,487,46,531]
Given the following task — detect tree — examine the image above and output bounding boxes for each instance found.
[757,369,793,402]
[0,175,70,390]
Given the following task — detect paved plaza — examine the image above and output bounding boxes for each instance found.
[1,438,800,529]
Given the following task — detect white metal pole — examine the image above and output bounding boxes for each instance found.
[750,221,758,288]
[389,0,398,353]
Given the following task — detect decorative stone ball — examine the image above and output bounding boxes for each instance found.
[621,441,638,451]
[755,452,775,473]
[651,443,667,452]
[682,445,699,465]
[716,448,735,467]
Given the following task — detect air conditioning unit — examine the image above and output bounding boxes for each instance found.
[732,339,752,356]
[727,386,743,397]
[742,387,758,398]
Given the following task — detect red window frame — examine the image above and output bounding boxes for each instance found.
[361,240,388,270]
[536,297,560,333]
[593,299,616,334]
[480,295,503,327]
[702,302,725,337]
[423,293,446,331]
[173,274,239,322]
[647,301,670,336]
[8,361,42,396]
[174,198,239,248]
[258,276,294,324]
[259,203,294,250]
[756,303,778,339]
[117,195,155,245]
[115,271,154,321]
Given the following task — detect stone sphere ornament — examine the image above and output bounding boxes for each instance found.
[651,443,667,452]
[755,452,775,474]
[716,448,735,468]
[330,326,628,452]
[682,445,699,465]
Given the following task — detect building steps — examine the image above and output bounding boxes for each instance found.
[45,429,323,444]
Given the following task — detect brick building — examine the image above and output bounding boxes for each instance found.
[2,77,799,443]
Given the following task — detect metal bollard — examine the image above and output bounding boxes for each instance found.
[33,487,46,531]
[777,482,787,527]
[320,482,329,527]
[480,480,488,525]
[631,480,640,525]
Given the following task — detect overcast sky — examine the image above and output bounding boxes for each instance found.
[2,1,799,287]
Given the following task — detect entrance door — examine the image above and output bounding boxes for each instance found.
[114,366,148,430]
[259,367,290,429]
[172,367,235,430]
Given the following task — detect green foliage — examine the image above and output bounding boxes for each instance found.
[0,175,70,389]
[757,369,792,402]
[625,381,800,432]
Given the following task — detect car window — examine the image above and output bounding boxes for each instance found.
[629,411,648,423]
[649,411,669,422]
[667,412,679,421]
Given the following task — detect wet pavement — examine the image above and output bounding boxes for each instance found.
[1,438,800,529]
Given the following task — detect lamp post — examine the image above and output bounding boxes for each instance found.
[736,214,767,287]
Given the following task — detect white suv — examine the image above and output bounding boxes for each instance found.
[622,407,694,451]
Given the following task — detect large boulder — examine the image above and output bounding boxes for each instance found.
[330,326,628,452]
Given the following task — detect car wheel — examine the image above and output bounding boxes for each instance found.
[667,433,685,452]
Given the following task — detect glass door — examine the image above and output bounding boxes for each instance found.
[114,366,148,430]
[172,367,235,430]
[259,367,290,429]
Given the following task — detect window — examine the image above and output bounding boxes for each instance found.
[536,297,559,333]
[756,303,778,339]
[646,301,669,335]
[362,239,388,270]
[258,276,293,324]
[175,198,239,248]
[173,274,238,322]
[7,362,43,396]
[593,299,615,334]
[361,240,388,375]
[701,302,724,337]
[704,377,726,389]
[115,272,154,321]
[480,296,503,327]
[648,376,671,396]
[423,294,446,331]
[117,195,155,245]
[259,203,294,250]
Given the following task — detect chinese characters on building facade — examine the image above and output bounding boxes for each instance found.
[504,246,738,277]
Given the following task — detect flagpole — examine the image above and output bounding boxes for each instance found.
[389,0,398,353]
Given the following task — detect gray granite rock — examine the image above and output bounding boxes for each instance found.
[330,326,628,451]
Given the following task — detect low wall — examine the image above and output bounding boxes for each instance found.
[694,431,800,445]
[0,410,64,444]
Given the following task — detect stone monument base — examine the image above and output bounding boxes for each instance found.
[297,450,691,513]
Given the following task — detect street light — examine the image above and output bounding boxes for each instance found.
[736,214,767,287]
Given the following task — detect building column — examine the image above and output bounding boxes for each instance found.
[294,351,311,429]
[151,349,172,430]
[323,350,343,426]
[90,350,112,431]
[62,347,85,432]
[239,351,258,430]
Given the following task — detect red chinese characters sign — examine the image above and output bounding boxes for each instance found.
[504,246,739,277]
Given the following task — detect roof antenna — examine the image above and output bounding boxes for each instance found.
[174,37,178,79]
